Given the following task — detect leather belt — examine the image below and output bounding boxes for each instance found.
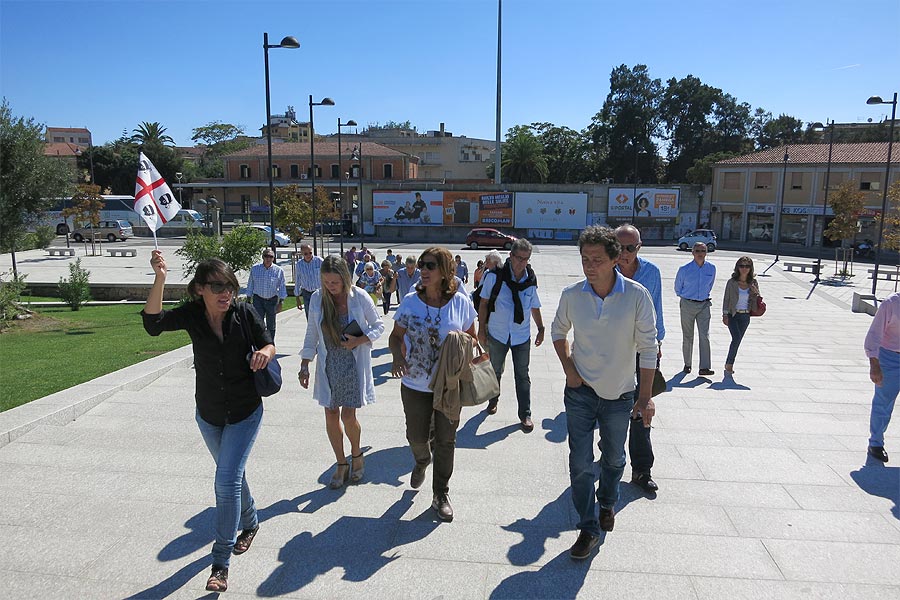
[734,309,750,314]
[685,298,710,303]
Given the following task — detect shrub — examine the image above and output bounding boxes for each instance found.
[175,225,266,276]
[0,271,28,329]
[32,225,56,249]
[175,230,222,276]
[57,258,91,310]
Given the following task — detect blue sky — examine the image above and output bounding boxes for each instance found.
[1,0,898,147]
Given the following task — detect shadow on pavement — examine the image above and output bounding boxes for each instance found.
[708,374,751,391]
[489,549,594,599]
[257,490,438,596]
[542,411,568,444]
[850,461,900,520]
[457,409,520,449]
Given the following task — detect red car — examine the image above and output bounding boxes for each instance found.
[465,228,517,250]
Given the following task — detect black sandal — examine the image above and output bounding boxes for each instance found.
[206,566,228,592]
[233,525,259,555]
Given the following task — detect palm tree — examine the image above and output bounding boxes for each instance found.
[501,129,549,183]
[130,121,175,147]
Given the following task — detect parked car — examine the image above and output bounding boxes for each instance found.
[314,219,353,236]
[249,224,291,247]
[748,224,773,241]
[465,228,517,250]
[169,209,208,228]
[71,220,133,243]
[677,229,717,251]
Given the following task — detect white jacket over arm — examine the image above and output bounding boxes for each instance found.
[300,286,384,408]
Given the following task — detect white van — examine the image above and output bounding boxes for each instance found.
[170,209,208,228]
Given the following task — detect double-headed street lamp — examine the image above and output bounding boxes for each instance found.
[337,118,357,255]
[810,120,836,283]
[309,95,335,256]
[263,32,300,251]
[866,92,898,296]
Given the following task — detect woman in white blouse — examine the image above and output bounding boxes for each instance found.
[299,256,384,488]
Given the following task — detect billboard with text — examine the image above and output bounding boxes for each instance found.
[608,188,680,219]
[372,191,443,226]
[514,192,587,229]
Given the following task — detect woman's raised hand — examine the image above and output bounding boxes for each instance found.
[150,250,167,278]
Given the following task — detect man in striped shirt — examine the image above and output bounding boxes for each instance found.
[246,248,287,341]
[294,243,323,321]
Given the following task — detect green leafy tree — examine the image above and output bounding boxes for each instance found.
[0,271,28,329]
[271,184,311,245]
[586,64,663,183]
[0,100,74,277]
[131,121,175,146]
[176,225,266,277]
[191,121,245,145]
[825,181,867,245]
[500,126,549,183]
[755,113,805,149]
[57,258,91,310]
[875,181,900,253]
[189,121,252,178]
[685,151,739,184]
[527,122,591,183]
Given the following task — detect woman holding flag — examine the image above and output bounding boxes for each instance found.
[142,250,275,593]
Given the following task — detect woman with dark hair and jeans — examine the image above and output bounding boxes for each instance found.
[389,246,477,522]
[142,250,275,593]
[721,256,761,374]
[299,256,384,488]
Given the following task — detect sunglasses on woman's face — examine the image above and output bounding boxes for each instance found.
[417,260,438,271]
[205,281,235,294]
[738,263,751,268]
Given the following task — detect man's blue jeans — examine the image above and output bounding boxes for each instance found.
[870,347,900,447]
[486,334,532,420]
[298,288,315,321]
[565,383,633,536]
[195,404,263,568]
[252,294,279,339]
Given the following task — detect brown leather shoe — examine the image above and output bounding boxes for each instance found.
[569,530,599,560]
[698,368,715,376]
[232,525,259,555]
[486,399,498,415]
[521,417,534,433]
[432,493,454,522]
[599,507,615,532]
[206,566,228,592]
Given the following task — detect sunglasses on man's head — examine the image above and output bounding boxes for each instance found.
[417,259,438,271]
[204,281,235,294]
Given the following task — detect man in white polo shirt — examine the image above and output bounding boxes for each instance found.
[552,225,657,560]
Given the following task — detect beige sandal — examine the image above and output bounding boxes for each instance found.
[350,452,365,483]
[329,463,350,489]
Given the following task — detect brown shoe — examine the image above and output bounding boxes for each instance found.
[599,507,615,532]
[232,525,259,555]
[206,566,228,592]
[432,493,454,522]
[521,417,534,433]
[486,399,498,415]
[569,530,599,560]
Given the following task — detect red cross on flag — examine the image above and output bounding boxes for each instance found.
[134,152,181,232]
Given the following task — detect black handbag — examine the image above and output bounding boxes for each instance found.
[651,368,667,397]
[239,304,282,397]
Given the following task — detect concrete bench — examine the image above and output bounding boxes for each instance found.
[46,247,75,257]
[107,248,137,258]
[784,262,820,274]
[869,268,900,281]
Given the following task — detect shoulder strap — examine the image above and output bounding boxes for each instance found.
[485,267,504,313]
[238,302,258,351]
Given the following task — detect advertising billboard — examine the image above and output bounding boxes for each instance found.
[442,191,513,226]
[372,191,443,226]
[608,188,680,219]
[514,192,587,229]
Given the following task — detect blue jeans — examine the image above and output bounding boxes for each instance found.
[726,312,751,365]
[298,288,314,321]
[195,404,263,568]
[486,334,532,420]
[629,353,655,474]
[870,347,900,447]
[252,295,279,339]
[565,384,634,536]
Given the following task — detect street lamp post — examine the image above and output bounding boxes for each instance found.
[175,172,184,208]
[309,95,335,256]
[696,189,705,229]
[631,143,639,224]
[352,144,364,248]
[263,32,301,251]
[337,118,357,255]
[866,92,898,296]
[774,147,790,261]
[810,121,835,282]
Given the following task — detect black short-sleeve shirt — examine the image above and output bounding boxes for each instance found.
[142,301,273,426]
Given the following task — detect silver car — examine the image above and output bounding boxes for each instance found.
[677,229,717,252]
[71,220,134,242]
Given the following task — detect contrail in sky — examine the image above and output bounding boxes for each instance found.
[832,64,861,70]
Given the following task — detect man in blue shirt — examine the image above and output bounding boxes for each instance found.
[395,256,421,299]
[477,239,545,432]
[246,248,287,341]
[293,243,323,321]
[615,225,664,493]
[455,255,469,290]
[674,242,716,376]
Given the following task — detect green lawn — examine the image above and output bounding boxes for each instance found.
[0,296,299,412]
[0,304,190,411]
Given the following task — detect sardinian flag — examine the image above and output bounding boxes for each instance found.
[134,152,180,234]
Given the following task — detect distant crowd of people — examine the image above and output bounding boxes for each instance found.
[141,224,897,591]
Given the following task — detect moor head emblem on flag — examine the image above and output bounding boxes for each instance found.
[134,152,181,233]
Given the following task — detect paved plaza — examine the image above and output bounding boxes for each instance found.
[1,241,899,599]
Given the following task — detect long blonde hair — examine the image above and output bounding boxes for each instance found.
[319,255,352,346]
